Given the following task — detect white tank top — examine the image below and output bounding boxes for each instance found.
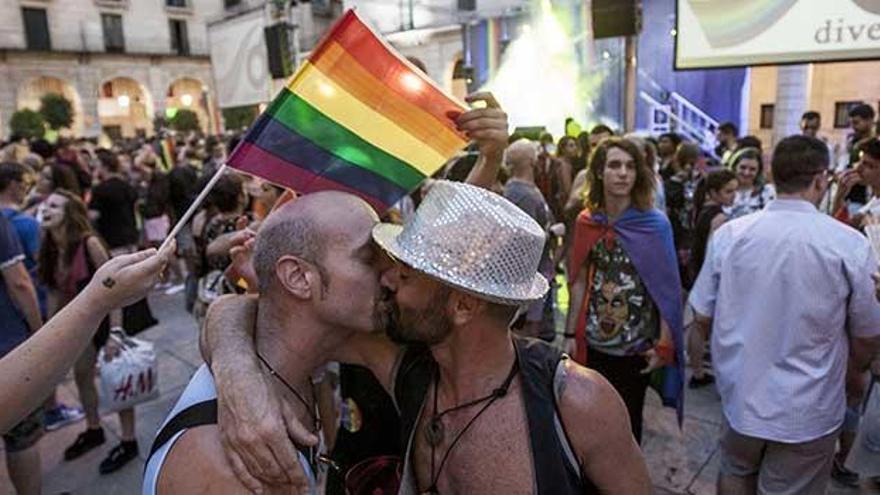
[142,365,317,494]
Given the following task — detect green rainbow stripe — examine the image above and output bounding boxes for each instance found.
[265,87,426,191]
[227,10,466,211]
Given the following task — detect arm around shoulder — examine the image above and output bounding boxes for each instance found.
[557,359,651,494]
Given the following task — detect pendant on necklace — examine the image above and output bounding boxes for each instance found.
[424,417,444,447]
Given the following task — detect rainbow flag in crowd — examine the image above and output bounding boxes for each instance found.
[153,137,175,172]
[469,17,507,89]
[227,10,468,212]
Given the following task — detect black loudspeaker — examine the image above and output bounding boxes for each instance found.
[591,0,641,39]
[264,23,293,79]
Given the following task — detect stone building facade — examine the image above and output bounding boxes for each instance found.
[0,0,227,139]
[747,60,880,163]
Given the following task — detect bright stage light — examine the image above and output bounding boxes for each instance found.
[180,94,193,107]
[117,95,130,108]
[482,0,605,136]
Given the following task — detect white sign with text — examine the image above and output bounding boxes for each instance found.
[676,0,880,69]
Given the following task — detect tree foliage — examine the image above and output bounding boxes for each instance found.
[221,105,258,131]
[169,108,200,132]
[9,109,46,140]
[39,93,74,130]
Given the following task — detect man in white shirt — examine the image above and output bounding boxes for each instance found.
[689,135,880,494]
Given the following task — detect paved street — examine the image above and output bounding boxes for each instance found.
[1,289,877,494]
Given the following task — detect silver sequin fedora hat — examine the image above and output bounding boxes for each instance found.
[372,180,549,305]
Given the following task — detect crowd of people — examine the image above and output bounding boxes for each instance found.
[0,95,879,494]
[156,100,879,493]
[0,131,281,492]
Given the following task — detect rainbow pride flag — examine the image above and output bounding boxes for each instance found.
[227,10,469,212]
[153,137,175,172]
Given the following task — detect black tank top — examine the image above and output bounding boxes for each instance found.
[326,364,401,495]
[393,336,598,494]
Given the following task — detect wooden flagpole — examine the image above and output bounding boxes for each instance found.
[159,163,228,252]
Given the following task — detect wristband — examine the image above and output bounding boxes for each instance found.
[654,342,674,363]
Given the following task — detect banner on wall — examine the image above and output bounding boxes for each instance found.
[207,8,272,108]
[675,0,880,69]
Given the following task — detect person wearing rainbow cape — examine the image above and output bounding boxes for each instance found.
[565,137,684,443]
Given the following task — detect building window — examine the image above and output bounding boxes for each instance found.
[166,0,188,7]
[94,0,129,7]
[22,7,51,51]
[834,101,864,128]
[102,14,125,53]
[169,19,189,55]
[224,0,243,8]
[759,104,774,129]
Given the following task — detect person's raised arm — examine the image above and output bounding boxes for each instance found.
[460,92,508,190]
[0,246,172,432]
[558,361,652,493]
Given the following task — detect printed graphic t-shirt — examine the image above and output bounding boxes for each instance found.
[584,237,659,356]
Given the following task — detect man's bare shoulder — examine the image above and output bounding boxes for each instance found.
[556,358,624,420]
[555,359,633,454]
[158,425,266,494]
[555,358,651,493]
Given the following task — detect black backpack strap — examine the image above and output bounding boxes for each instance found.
[148,399,218,460]
[514,336,598,494]
[392,345,435,456]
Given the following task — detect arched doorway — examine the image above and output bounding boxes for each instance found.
[17,76,85,137]
[166,77,210,134]
[97,77,153,140]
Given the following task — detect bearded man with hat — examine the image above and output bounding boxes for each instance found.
[198,108,651,492]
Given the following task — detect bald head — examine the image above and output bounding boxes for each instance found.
[253,191,377,293]
[506,139,539,176]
